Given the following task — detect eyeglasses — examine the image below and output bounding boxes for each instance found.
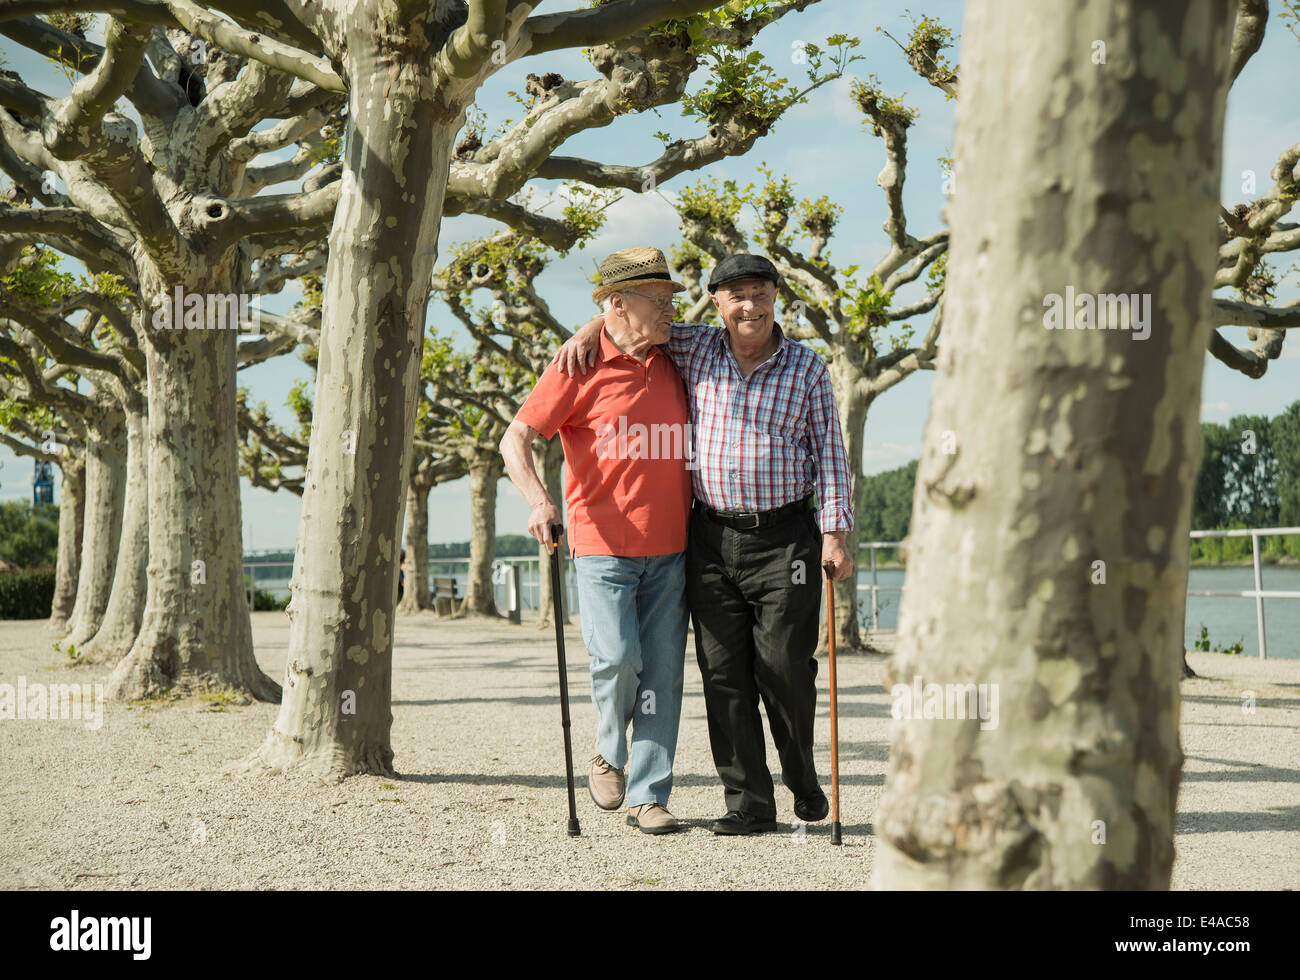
[619,290,677,310]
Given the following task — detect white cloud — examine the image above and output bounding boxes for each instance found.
[862,441,919,474]
[1201,401,1232,419]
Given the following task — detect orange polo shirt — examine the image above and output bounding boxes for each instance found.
[516,329,691,558]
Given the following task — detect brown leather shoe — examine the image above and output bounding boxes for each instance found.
[589,740,625,810]
[626,803,680,835]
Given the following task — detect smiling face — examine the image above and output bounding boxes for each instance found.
[712,277,777,343]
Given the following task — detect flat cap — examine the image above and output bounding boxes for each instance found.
[707,253,782,293]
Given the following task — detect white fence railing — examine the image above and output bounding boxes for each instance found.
[247,526,1300,659]
[859,528,1300,659]
[243,555,574,619]
[1187,526,1300,659]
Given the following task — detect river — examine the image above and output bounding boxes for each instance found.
[244,561,1299,660]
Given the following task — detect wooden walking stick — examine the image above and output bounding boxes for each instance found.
[823,561,842,845]
[550,525,580,837]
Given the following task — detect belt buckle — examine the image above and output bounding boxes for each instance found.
[737,512,760,530]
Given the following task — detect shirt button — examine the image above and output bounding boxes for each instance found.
[730,472,738,479]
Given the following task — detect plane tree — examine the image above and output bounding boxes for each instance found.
[871,0,1245,889]
[1,0,852,775]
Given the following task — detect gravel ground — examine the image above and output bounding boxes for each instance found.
[1,612,1296,890]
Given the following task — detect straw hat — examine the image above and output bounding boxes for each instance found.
[590,246,687,304]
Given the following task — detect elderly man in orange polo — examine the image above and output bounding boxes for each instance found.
[499,247,693,835]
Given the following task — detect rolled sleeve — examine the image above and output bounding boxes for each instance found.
[807,364,854,533]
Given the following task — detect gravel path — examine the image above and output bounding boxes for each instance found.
[1,612,1296,890]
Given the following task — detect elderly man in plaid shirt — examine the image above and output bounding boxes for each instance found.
[560,253,854,836]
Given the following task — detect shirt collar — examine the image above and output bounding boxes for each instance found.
[599,325,661,365]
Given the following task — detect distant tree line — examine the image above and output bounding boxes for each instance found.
[0,501,58,569]
[857,401,1300,562]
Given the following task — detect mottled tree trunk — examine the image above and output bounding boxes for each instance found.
[108,271,278,702]
[872,0,1233,890]
[47,450,85,633]
[397,478,431,613]
[82,391,149,664]
[828,356,868,652]
[63,410,126,648]
[246,17,472,777]
[462,455,502,617]
[532,435,568,627]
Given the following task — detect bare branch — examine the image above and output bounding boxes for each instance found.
[48,18,151,157]
[1212,297,1300,330]
[0,15,182,119]
[441,0,507,79]
[1228,0,1268,83]
[520,0,733,58]
[1207,327,1269,379]
[222,180,338,242]
[161,0,343,91]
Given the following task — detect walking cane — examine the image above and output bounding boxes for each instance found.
[549,525,581,837]
[823,561,842,845]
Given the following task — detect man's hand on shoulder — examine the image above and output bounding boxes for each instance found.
[554,314,604,377]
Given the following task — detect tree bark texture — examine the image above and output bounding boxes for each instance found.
[47,450,85,633]
[108,268,279,702]
[82,391,149,664]
[63,408,125,648]
[396,478,431,613]
[462,455,502,617]
[829,352,870,652]
[248,13,477,777]
[873,0,1233,890]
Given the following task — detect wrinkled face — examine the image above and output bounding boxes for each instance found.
[713,278,777,336]
[611,282,676,345]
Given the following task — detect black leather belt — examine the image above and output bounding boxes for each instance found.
[696,494,814,531]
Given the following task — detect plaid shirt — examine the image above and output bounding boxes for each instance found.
[665,323,854,533]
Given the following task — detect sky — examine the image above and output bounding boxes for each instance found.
[2,1,1299,551]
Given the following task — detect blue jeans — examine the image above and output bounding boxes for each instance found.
[574,552,687,808]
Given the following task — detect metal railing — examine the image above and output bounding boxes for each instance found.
[857,540,903,632]
[243,555,576,619]
[247,527,1300,659]
[1187,526,1300,659]
[859,529,1300,658]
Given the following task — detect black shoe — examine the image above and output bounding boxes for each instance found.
[793,788,829,822]
[710,810,778,836]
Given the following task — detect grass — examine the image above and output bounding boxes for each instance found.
[125,690,183,711]
[196,687,242,711]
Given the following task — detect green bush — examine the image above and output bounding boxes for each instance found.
[0,500,59,568]
[0,567,56,619]
[251,588,289,611]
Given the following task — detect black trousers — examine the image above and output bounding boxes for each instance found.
[686,503,822,819]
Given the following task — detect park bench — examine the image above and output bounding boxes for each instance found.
[433,576,459,616]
